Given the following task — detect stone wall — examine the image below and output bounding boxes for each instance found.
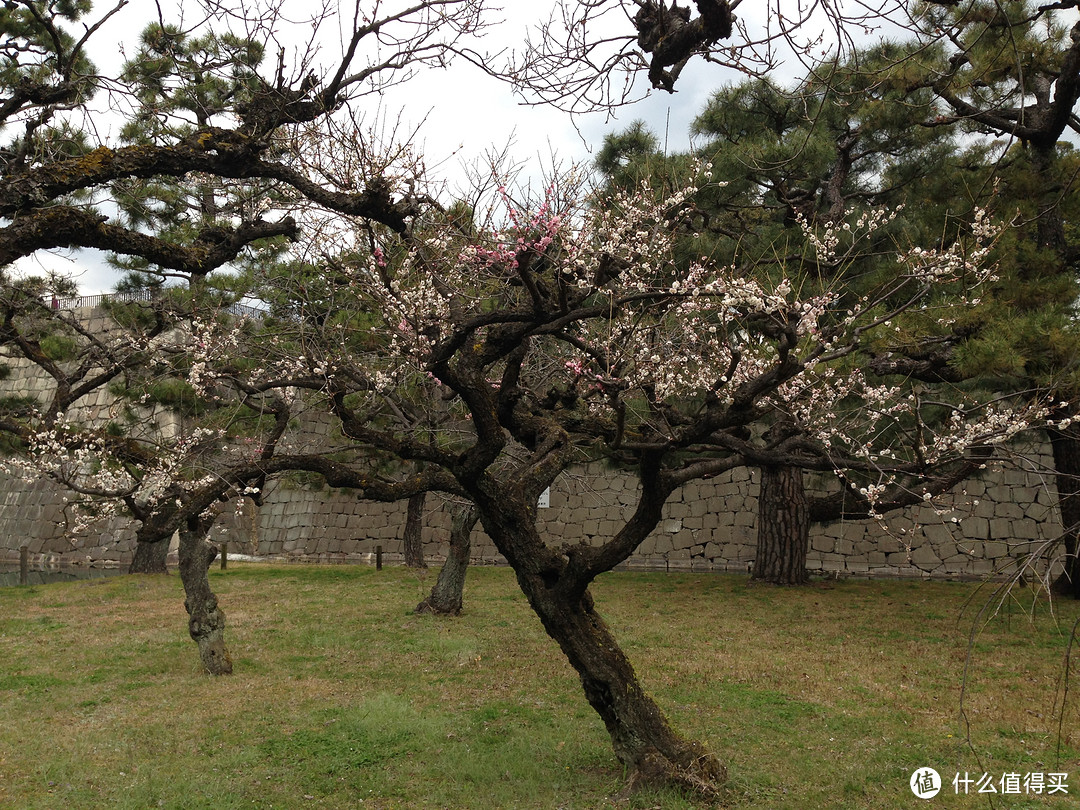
[0,308,1065,579]
[232,453,1061,580]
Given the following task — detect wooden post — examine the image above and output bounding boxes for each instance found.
[376,545,383,571]
[19,546,28,586]
[220,542,228,570]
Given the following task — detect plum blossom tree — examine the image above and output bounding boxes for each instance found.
[592,50,1030,585]
[0,0,499,672]
[0,278,301,673]
[225,152,1047,793]
[0,0,1069,793]
[0,0,494,580]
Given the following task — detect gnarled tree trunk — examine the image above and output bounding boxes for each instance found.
[1049,423,1080,598]
[403,491,427,568]
[524,579,725,796]
[751,463,810,585]
[129,535,170,574]
[416,503,477,615]
[178,516,233,675]
[475,490,725,797]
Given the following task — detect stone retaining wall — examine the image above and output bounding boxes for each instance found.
[0,308,1065,579]
[230,454,1061,579]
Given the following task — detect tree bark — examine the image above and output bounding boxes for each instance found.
[751,464,810,585]
[475,490,725,796]
[416,503,477,615]
[128,535,170,574]
[178,516,233,675]
[1048,423,1080,598]
[403,491,427,568]
[521,569,724,796]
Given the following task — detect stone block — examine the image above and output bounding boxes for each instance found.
[811,535,833,554]
[736,544,756,561]
[1011,520,1040,540]
[652,534,673,554]
[960,516,989,540]
[836,538,857,556]
[995,502,1026,520]
[989,518,1013,540]
[936,542,958,560]
[910,544,941,568]
[715,511,735,527]
[821,521,843,539]
[734,511,756,528]
[672,532,696,551]
[877,536,902,554]
[1026,502,1053,522]
[1011,486,1038,505]
[922,522,954,545]
[688,498,708,518]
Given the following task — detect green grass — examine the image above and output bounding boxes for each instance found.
[0,565,1078,808]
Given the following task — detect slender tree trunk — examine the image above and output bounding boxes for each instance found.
[476,492,725,796]
[416,503,477,615]
[178,516,233,675]
[1048,424,1080,598]
[403,492,427,568]
[751,464,810,585]
[129,535,170,574]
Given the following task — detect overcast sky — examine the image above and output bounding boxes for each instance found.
[14,1,844,295]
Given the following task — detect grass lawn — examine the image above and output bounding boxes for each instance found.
[0,564,1078,809]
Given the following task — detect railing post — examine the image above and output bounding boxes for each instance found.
[220,542,228,570]
[376,545,383,571]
